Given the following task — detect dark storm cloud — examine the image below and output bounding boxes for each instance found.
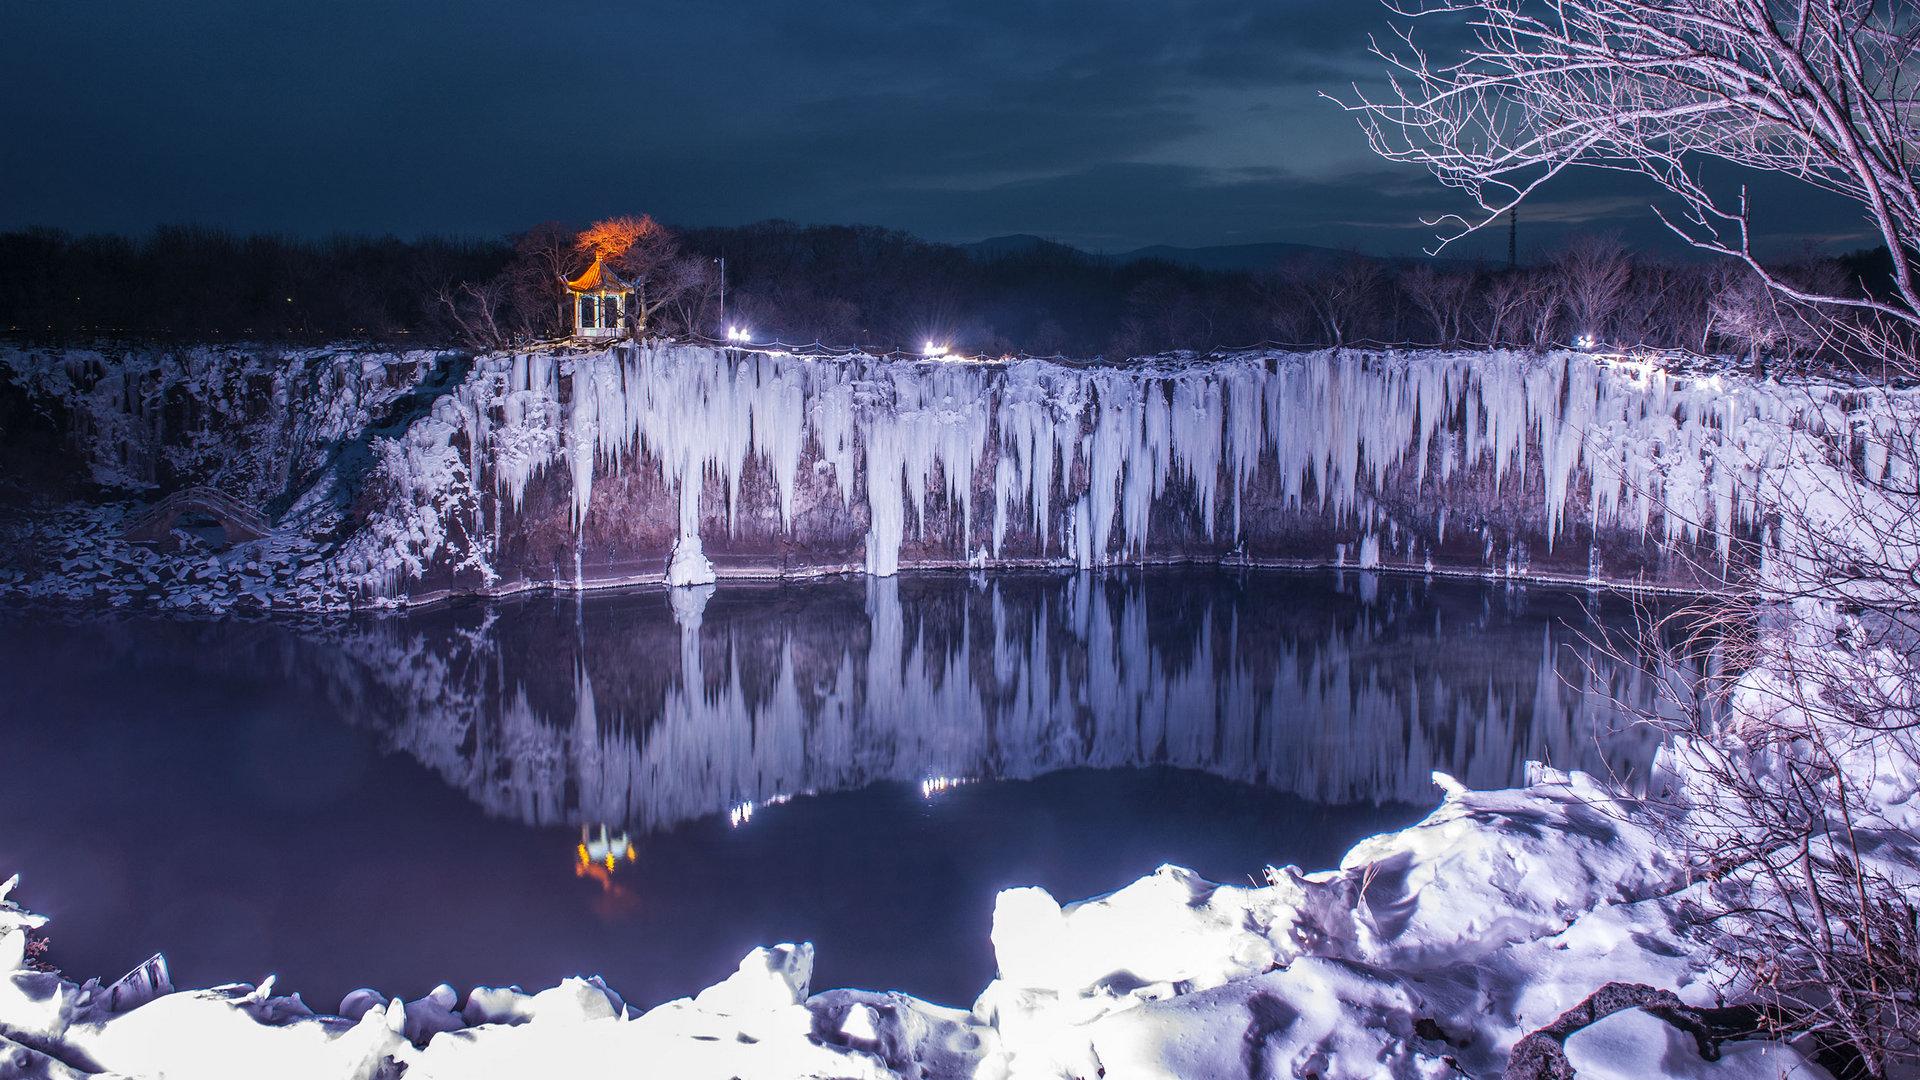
[0,0,1876,255]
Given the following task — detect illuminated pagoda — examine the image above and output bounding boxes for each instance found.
[564,254,631,340]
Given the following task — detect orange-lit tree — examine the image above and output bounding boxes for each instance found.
[575,215,696,336]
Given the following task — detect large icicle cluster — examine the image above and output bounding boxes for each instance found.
[337,342,1892,602]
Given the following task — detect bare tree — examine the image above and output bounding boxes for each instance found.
[1342,1,1920,1071]
[506,221,577,339]
[1478,270,1534,345]
[575,215,656,263]
[576,215,696,336]
[1125,277,1216,353]
[1618,262,1716,353]
[1341,0,1920,326]
[1602,473,1920,1074]
[1520,274,1565,347]
[1711,268,1797,374]
[1556,234,1631,344]
[1401,264,1478,343]
[1253,269,1315,343]
[433,278,514,351]
[656,255,721,338]
[1280,254,1384,345]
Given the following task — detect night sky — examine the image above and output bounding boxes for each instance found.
[1,1,1877,257]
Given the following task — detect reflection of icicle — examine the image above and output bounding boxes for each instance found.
[343,573,1680,836]
[669,582,714,631]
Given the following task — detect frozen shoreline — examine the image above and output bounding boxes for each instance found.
[0,759,1844,1079]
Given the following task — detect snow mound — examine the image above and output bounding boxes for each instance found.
[1085,958,1454,1080]
[1329,769,1687,965]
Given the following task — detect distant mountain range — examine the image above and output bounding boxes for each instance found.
[961,233,1484,271]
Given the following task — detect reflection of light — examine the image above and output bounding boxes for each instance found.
[728,792,804,828]
[920,775,975,799]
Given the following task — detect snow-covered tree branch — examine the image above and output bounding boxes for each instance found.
[1339,0,1920,323]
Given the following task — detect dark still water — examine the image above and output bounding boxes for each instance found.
[0,570,1665,1011]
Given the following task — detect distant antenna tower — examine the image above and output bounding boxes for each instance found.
[1507,208,1518,270]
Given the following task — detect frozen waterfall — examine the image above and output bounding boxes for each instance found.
[336,343,1903,602]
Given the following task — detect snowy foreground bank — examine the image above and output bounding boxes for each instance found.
[0,751,1860,1079]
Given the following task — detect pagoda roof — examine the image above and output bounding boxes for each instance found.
[564,254,631,293]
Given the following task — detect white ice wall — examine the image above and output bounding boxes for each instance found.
[336,343,1896,600]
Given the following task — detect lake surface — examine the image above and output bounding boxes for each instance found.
[0,569,1667,1011]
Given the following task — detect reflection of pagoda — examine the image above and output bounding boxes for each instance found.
[574,823,637,891]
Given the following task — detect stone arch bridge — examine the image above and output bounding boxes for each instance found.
[122,487,271,550]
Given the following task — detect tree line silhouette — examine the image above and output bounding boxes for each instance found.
[0,220,1890,365]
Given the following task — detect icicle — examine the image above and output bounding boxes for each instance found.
[336,339,1870,599]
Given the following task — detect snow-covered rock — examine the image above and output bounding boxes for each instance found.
[961,769,1745,1079]
[1330,769,1687,966]
[404,944,906,1080]
[1564,1008,1827,1080]
[69,986,410,1080]
[0,343,458,612]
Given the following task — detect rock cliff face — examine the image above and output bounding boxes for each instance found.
[337,343,1823,604]
[0,344,459,504]
[3,341,1887,608]
[0,344,461,608]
